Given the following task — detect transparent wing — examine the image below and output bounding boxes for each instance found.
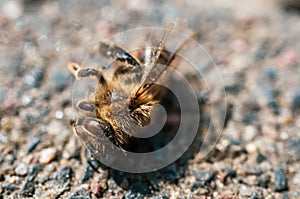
[131,23,193,108]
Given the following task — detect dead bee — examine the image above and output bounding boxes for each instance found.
[68,23,191,157]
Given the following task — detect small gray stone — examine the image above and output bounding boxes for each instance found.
[239,186,252,196]
[15,162,28,176]
[274,168,288,191]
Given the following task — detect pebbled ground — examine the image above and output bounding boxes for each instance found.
[0,0,300,198]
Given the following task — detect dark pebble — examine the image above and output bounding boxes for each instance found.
[242,113,259,125]
[287,139,300,160]
[282,192,290,199]
[249,192,259,199]
[192,170,214,183]
[68,189,92,199]
[0,172,4,181]
[5,53,24,74]
[146,172,159,191]
[254,40,269,61]
[256,174,271,188]
[53,166,73,198]
[124,192,144,199]
[52,73,70,92]
[2,184,19,193]
[274,168,288,192]
[190,182,206,192]
[161,164,182,181]
[55,166,73,185]
[129,182,150,195]
[80,162,97,183]
[124,182,151,198]
[21,164,42,197]
[291,92,300,114]
[221,167,236,178]
[245,166,263,176]
[255,79,279,113]
[225,84,242,94]
[0,87,5,104]
[23,67,45,89]
[263,68,277,80]
[27,136,41,153]
[42,92,51,101]
[111,170,130,190]
[153,193,169,199]
[256,152,267,163]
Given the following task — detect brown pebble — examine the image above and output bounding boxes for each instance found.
[92,184,104,198]
[39,148,58,164]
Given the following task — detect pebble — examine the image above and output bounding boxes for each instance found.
[254,40,269,61]
[125,181,154,198]
[52,166,73,198]
[39,147,58,164]
[0,31,11,45]
[274,168,288,192]
[111,170,130,190]
[256,174,271,188]
[55,110,64,120]
[256,152,267,163]
[153,193,169,199]
[291,92,300,114]
[80,162,97,183]
[161,164,182,181]
[278,50,298,66]
[21,164,41,197]
[27,136,41,153]
[124,192,144,199]
[0,171,4,181]
[293,170,300,186]
[239,186,252,197]
[221,167,236,178]
[51,72,70,92]
[2,184,19,194]
[68,189,92,199]
[21,95,33,106]
[23,68,45,89]
[245,143,259,154]
[1,0,23,20]
[129,182,150,195]
[15,162,28,176]
[255,79,279,114]
[92,184,105,198]
[45,164,55,172]
[244,125,258,142]
[263,68,277,81]
[0,133,8,143]
[192,170,214,183]
[190,182,208,193]
[55,166,73,185]
[249,190,261,199]
[0,87,6,103]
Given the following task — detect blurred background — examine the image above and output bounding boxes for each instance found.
[0,0,300,198]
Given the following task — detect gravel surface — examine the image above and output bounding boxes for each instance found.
[1,0,300,198]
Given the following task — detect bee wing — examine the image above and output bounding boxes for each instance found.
[130,23,193,108]
[139,23,174,86]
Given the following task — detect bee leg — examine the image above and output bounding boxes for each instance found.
[99,42,141,67]
[68,62,107,85]
[77,100,95,112]
[99,42,144,77]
